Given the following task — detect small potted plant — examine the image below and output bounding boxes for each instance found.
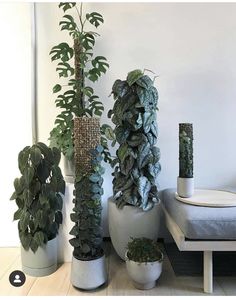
[177,123,194,198]
[125,237,163,290]
[108,69,161,260]
[10,142,65,277]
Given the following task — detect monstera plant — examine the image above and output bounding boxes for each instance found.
[108,69,161,260]
[49,2,113,167]
[10,142,65,277]
[109,69,161,211]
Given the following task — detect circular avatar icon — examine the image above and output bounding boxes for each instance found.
[9,270,26,287]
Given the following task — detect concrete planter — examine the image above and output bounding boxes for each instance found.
[125,251,163,290]
[70,254,107,290]
[63,156,75,184]
[108,198,161,260]
[21,238,57,277]
[177,177,194,198]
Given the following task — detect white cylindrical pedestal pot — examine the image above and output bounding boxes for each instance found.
[108,199,161,260]
[125,252,163,290]
[63,156,75,184]
[177,177,194,198]
[71,254,107,290]
[21,238,57,277]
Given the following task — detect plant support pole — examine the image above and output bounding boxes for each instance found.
[31,3,38,144]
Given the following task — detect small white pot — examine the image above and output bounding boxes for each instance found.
[125,251,163,290]
[63,156,75,183]
[177,177,194,198]
[70,254,107,290]
[21,238,57,277]
[108,199,161,260]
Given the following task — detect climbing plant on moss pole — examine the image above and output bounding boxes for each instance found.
[109,69,161,211]
[69,145,105,259]
[49,2,114,163]
[10,143,65,252]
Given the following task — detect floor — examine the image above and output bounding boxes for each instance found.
[0,242,235,296]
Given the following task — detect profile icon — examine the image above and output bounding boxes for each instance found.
[9,270,26,287]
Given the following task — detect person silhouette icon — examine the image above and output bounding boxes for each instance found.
[13,274,21,283]
[9,270,26,287]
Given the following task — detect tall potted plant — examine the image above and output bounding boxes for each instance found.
[69,118,107,290]
[177,123,194,198]
[108,69,161,260]
[49,2,113,182]
[10,142,65,277]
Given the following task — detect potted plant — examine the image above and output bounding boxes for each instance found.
[125,237,163,290]
[49,2,113,182]
[10,142,65,277]
[69,118,107,290]
[108,69,161,260]
[177,123,194,198]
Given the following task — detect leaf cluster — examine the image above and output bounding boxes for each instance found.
[49,2,113,162]
[10,143,65,252]
[127,237,163,263]
[69,145,105,259]
[109,70,161,211]
[179,123,193,178]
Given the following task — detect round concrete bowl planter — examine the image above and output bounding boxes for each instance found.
[21,238,57,277]
[108,199,161,260]
[177,177,194,198]
[71,253,107,290]
[125,251,163,290]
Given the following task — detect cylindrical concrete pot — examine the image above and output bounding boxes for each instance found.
[63,156,75,184]
[125,251,163,290]
[108,199,161,260]
[71,254,107,290]
[21,238,57,277]
[177,177,194,198]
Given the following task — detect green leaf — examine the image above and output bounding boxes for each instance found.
[50,42,73,62]
[55,211,63,225]
[117,143,129,163]
[81,33,95,51]
[59,15,77,32]
[53,84,62,93]
[136,75,153,89]
[20,232,32,250]
[69,225,79,236]
[91,56,109,74]
[13,209,23,221]
[81,243,91,253]
[14,178,24,194]
[30,146,42,166]
[56,62,74,77]
[30,239,38,253]
[52,147,61,165]
[59,2,76,12]
[10,191,17,200]
[24,166,35,187]
[127,69,143,86]
[137,176,151,208]
[89,174,100,183]
[20,212,30,231]
[86,12,104,28]
[34,231,44,247]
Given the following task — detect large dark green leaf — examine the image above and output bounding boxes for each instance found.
[50,42,73,62]
[13,209,23,221]
[86,12,104,28]
[24,166,35,187]
[127,69,143,86]
[30,146,42,166]
[136,75,153,89]
[137,176,151,208]
[59,2,76,12]
[34,231,44,247]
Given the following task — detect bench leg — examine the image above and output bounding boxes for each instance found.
[203,251,213,293]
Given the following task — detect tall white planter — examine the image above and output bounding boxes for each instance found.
[108,199,161,260]
[177,177,194,198]
[21,238,57,277]
[71,254,107,290]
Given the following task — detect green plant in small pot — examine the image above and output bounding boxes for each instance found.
[177,123,194,198]
[125,238,163,290]
[49,2,113,182]
[69,118,107,290]
[108,69,161,260]
[10,142,65,277]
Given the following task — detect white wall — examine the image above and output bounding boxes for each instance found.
[0,3,32,246]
